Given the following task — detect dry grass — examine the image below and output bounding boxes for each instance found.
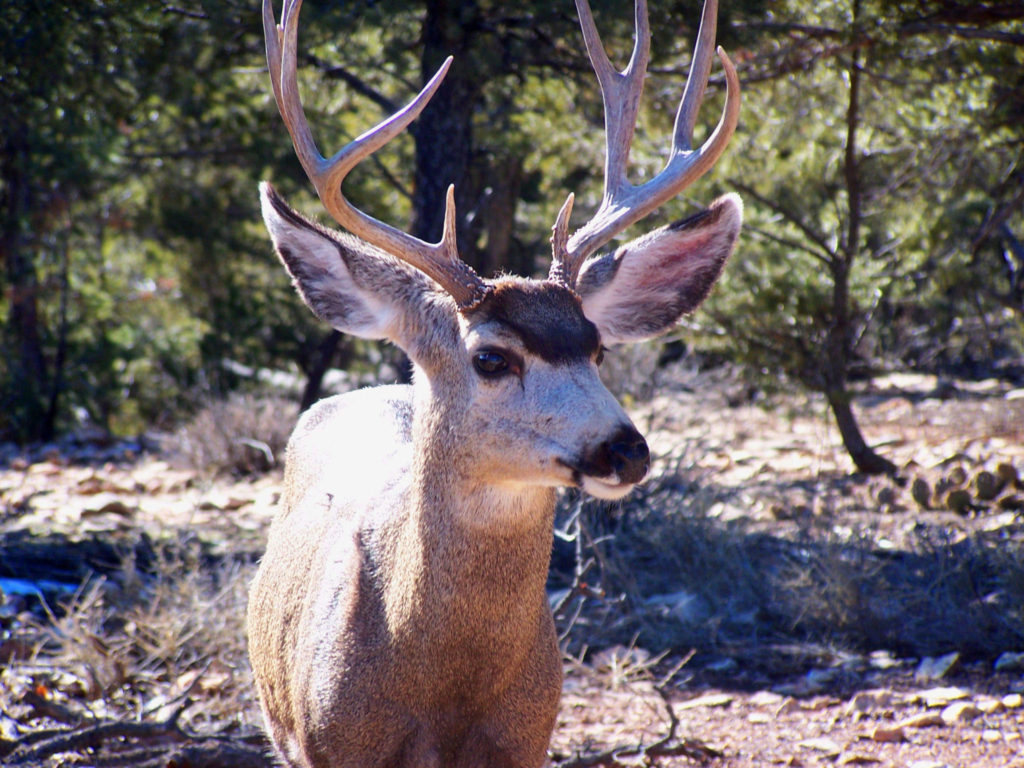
[174,394,297,476]
[551,471,1024,666]
[4,368,1024,765]
[7,546,261,735]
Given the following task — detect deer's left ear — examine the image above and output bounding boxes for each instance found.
[576,193,742,345]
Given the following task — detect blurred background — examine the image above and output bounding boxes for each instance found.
[2,0,1021,469]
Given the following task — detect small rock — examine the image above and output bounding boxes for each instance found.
[839,754,881,766]
[867,650,901,670]
[973,470,1005,500]
[982,512,1020,532]
[898,712,945,729]
[798,737,841,757]
[870,725,904,743]
[996,461,1020,488]
[877,485,898,508]
[1002,693,1022,709]
[198,494,254,512]
[916,685,969,707]
[747,712,772,724]
[847,689,896,717]
[81,495,136,517]
[805,696,840,711]
[910,477,931,509]
[748,690,785,708]
[945,488,972,513]
[981,728,1002,743]
[677,692,734,710]
[994,651,1024,672]
[977,697,1005,714]
[805,667,838,692]
[940,701,980,724]
[915,652,960,682]
[996,493,1024,510]
[776,697,801,716]
[947,466,968,486]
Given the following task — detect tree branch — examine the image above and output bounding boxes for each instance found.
[308,55,401,114]
[732,182,837,264]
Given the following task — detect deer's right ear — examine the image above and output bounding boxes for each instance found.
[575,194,742,345]
[260,183,432,341]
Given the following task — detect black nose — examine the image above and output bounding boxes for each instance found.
[580,425,649,485]
[607,426,649,484]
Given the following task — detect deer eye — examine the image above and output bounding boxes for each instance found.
[473,350,510,377]
[595,347,606,366]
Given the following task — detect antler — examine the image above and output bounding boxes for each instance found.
[550,0,741,288]
[262,0,491,310]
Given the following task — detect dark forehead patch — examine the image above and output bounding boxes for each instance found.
[468,278,600,363]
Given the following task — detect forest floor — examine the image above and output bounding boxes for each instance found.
[1,368,1023,767]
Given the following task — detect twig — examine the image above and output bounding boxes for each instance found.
[551,682,722,767]
[21,689,86,726]
[6,718,189,764]
[6,709,274,768]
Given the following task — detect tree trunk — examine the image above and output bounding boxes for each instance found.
[412,0,480,260]
[821,0,892,477]
[1,126,50,442]
[299,330,348,412]
[825,389,896,476]
[474,154,528,277]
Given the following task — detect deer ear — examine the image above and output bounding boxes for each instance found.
[576,194,742,345]
[261,183,432,342]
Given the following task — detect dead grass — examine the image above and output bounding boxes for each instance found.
[7,545,261,735]
[3,369,1024,766]
[173,394,297,476]
[550,479,1024,671]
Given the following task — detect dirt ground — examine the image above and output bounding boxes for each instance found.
[1,370,1023,767]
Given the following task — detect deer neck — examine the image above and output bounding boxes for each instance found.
[383,387,556,643]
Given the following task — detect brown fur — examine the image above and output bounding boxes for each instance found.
[248,379,564,767]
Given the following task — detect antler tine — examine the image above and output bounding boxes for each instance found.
[548,193,575,285]
[574,0,650,198]
[674,0,719,152]
[262,0,491,310]
[553,0,740,289]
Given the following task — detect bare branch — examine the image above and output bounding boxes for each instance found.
[731,182,837,263]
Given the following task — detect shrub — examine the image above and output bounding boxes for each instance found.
[174,394,297,476]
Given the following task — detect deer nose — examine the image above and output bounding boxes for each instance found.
[606,426,650,484]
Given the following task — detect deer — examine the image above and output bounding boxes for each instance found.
[247,0,741,765]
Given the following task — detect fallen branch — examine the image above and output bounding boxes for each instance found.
[4,697,274,768]
[551,684,723,767]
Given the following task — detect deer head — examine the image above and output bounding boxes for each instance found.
[259,0,741,501]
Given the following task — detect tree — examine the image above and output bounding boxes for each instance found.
[702,0,1024,474]
[1,1,165,440]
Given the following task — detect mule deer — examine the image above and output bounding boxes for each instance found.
[248,0,741,765]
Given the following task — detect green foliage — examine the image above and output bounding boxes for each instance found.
[1,0,1020,446]
[701,0,1023,385]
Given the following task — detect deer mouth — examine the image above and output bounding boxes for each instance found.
[580,474,638,500]
[557,459,640,501]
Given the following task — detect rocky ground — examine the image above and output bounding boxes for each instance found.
[1,370,1023,767]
